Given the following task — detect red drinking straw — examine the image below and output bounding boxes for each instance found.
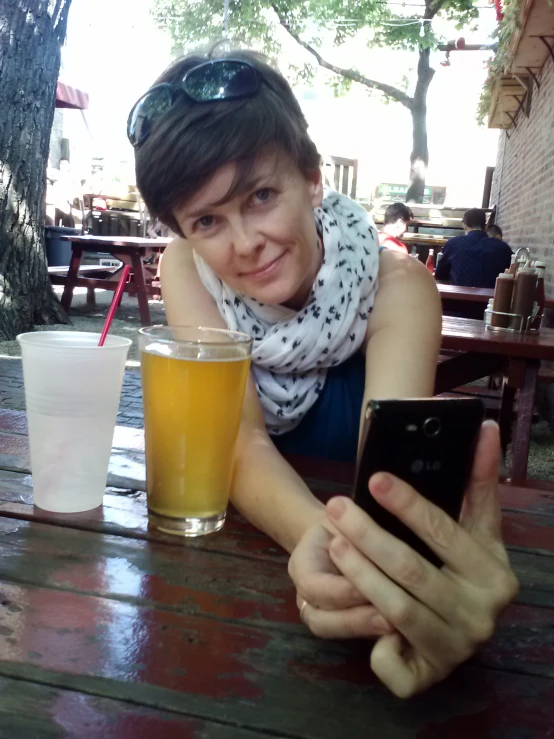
[98,265,132,347]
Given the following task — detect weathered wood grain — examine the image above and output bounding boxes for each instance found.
[0,409,553,735]
[0,674,267,739]
[1,578,554,738]
[0,517,552,679]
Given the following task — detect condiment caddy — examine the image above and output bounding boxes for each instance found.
[485,258,546,334]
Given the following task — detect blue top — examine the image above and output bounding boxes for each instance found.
[272,351,365,463]
[435,230,513,288]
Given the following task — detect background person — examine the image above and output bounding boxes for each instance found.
[435,208,512,288]
[378,202,413,254]
[129,48,518,698]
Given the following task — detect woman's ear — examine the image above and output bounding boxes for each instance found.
[306,168,324,208]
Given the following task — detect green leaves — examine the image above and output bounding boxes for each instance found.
[150,0,483,112]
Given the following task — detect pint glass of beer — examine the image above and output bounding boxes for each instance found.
[139,326,252,536]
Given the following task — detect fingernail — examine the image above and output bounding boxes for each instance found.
[330,536,349,557]
[327,497,347,520]
[370,473,393,496]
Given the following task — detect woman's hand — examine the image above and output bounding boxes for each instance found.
[288,518,393,639]
[323,420,519,698]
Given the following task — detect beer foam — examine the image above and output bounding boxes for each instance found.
[143,341,248,362]
[144,341,172,357]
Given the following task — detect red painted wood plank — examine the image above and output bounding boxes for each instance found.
[502,510,554,552]
[1,578,554,737]
[442,316,554,361]
[0,674,261,739]
[0,516,552,653]
[500,483,554,517]
[0,517,298,626]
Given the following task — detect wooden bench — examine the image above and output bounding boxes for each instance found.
[49,265,119,306]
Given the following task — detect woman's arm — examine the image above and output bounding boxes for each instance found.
[161,239,325,553]
[362,248,442,402]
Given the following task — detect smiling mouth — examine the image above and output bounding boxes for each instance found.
[241,252,285,278]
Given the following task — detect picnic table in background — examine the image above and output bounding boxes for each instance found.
[57,234,171,325]
[0,408,552,736]
[437,315,554,481]
[438,283,554,313]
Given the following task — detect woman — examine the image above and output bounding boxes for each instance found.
[128,49,518,698]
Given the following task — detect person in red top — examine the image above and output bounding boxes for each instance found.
[378,202,413,254]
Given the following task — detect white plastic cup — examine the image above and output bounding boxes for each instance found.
[17,331,132,513]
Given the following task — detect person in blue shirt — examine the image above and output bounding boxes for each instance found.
[435,208,512,288]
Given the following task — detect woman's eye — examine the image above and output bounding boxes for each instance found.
[253,188,272,203]
[196,215,215,230]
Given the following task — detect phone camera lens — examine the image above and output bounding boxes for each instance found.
[423,417,441,437]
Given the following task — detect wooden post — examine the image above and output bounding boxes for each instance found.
[482,166,495,208]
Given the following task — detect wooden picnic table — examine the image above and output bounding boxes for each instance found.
[0,407,552,736]
[437,315,554,481]
[438,283,554,312]
[401,233,449,248]
[58,235,172,325]
[408,219,463,234]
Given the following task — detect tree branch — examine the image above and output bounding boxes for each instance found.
[427,0,448,18]
[271,5,413,110]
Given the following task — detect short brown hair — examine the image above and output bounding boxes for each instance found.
[463,208,487,230]
[134,47,321,235]
[383,202,413,226]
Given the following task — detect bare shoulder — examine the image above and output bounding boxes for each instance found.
[365,249,441,341]
[378,248,439,297]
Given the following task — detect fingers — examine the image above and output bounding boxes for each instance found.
[459,420,504,544]
[294,571,369,610]
[327,495,460,621]
[328,535,464,671]
[353,467,502,583]
[299,599,394,639]
[289,523,368,610]
[370,633,439,699]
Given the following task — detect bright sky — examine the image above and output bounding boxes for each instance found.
[60,0,501,204]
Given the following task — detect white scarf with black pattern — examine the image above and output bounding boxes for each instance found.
[193,191,380,435]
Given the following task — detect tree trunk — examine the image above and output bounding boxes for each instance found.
[406,48,435,204]
[0,0,72,340]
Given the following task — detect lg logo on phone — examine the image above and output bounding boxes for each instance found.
[411,459,442,474]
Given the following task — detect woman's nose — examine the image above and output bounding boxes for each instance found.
[231,220,264,257]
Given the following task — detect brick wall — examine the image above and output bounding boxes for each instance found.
[490,54,554,296]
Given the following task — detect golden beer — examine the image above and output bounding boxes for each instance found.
[139,327,252,536]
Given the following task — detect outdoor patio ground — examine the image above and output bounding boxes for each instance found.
[1,287,553,481]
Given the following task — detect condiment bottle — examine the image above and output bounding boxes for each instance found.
[510,267,537,331]
[425,248,435,274]
[508,255,517,275]
[410,245,418,259]
[491,273,514,328]
[530,261,546,330]
[435,250,443,270]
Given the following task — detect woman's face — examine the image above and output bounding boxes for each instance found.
[174,152,323,308]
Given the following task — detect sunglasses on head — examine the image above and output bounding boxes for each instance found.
[127,59,262,148]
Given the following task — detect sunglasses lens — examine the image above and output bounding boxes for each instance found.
[128,86,173,147]
[184,61,259,102]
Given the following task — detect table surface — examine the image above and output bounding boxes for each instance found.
[402,233,449,244]
[438,283,554,310]
[60,234,172,248]
[442,315,554,361]
[0,408,553,737]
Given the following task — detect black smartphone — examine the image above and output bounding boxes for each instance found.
[352,397,485,567]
